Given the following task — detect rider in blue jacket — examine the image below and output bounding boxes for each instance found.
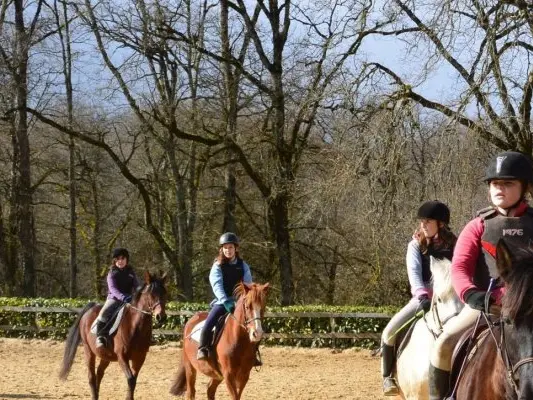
[197,232,262,365]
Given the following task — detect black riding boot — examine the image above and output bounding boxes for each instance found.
[197,328,210,360]
[429,364,451,400]
[95,320,108,348]
[382,344,399,396]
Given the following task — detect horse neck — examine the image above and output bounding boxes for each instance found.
[226,298,253,343]
[127,296,153,332]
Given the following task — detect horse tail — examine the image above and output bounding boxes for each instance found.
[59,302,96,380]
[169,362,187,395]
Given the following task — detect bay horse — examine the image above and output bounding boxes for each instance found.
[170,282,270,400]
[455,239,533,400]
[395,256,463,399]
[59,271,168,400]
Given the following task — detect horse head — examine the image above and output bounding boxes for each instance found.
[133,270,168,325]
[233,282,270,343]
[496,239,533,399]
[429,256,463,329]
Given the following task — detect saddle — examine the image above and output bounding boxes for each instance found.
[90,304,127,337]
[449,317,495,396]
[190,314,230,353]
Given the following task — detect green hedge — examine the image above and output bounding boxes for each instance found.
[0,297,398,348]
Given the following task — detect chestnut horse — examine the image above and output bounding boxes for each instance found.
[455,239,533,400]
[396,256,463,399]
[170,282,270,400]
[59,271,167,400]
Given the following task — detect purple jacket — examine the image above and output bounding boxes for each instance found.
[106,265,140,301]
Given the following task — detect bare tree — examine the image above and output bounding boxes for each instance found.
[371,0,533,155]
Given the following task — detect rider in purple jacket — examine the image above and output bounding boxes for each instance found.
[95,248,140,347]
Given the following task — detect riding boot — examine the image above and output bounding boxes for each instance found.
[429,364,451,400]
[95,320,108,348]
[381,344,399,396]
[197,328,210,360]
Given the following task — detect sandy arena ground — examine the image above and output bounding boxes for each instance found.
[0,338,383,399]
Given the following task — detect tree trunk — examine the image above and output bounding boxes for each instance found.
[269,195,294,305]
[14,0,35,296]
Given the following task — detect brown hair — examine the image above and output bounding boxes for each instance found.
[216,244,240,264]
[415,225,457,255]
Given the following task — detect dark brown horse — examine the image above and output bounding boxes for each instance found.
[59,271,167,400]
[170,282,270,400]
[455,239,533,400]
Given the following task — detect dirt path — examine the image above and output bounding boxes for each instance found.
[0,338,383,399]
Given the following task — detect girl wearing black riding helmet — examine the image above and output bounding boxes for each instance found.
[196,232,262,366]
[381,200,457,396]
[428,151,533,400]
[94,247,140,348]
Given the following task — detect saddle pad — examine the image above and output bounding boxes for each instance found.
[189,315,229,344]
[190,320,207,343]
[90,305,126,336]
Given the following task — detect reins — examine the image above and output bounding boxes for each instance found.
[127,301,160,316]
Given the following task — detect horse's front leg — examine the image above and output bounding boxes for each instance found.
[117,357,136,400]
[223,372,241,400]
[207,378,221,400]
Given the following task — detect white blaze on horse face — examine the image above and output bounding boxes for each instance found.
[249,304,263,342]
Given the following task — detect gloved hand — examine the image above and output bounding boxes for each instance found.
[223,299,236,314]
[465,290,493,311]
[418,294,431,313]
[123,295,132,303]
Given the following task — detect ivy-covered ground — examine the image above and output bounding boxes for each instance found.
[0,338,383,399]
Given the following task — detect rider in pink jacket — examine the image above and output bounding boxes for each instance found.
[428,151,533,400]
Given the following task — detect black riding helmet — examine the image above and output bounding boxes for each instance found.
[219,232,239,246]
[417,201,450,224]
[484,151,533,184]
[112,247,129,260]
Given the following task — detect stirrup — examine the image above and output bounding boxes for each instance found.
[197,347,209,360]
[96,336,107,348]
[383,376,399,396]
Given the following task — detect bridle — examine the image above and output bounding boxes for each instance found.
[426,295,460,339]
[229,296,264,333]
[128,301,162,316]
[126,284,164,316]
[486,313,533,395]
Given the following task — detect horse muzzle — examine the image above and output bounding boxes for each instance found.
[249,326,264,342]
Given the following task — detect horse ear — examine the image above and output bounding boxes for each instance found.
[143,270,152,284]
[496,239,513,282]
[243,282,253,292]
[262,283,270,294]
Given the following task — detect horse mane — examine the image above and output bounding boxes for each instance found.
[502,245,533,323]
[430,257,455,301]
[132,272,167,304]
[234,282,267,307]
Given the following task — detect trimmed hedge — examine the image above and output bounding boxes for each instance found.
[0,297,397,348]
